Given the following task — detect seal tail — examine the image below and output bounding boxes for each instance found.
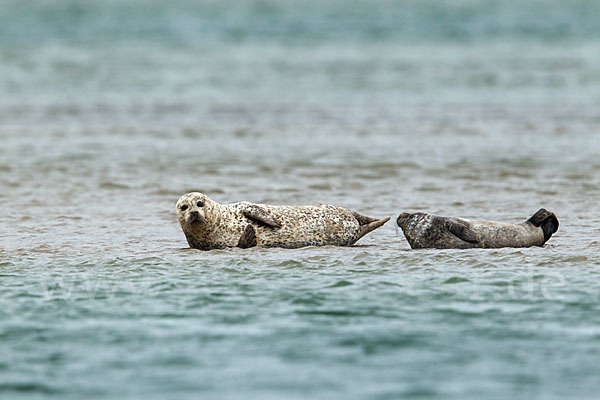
[352,212,391,243]
[527,208,559,244]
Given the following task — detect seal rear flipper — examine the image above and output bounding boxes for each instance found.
[351,211,379,225]
[527,208,559,243]
[237,224,257,249]
[354,217,390,243]
[446,220,479,244]
[243,205,282,229]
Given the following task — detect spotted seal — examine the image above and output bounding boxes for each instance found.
[396,208,559,249]
[176,192,390,250]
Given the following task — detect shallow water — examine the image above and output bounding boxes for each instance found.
[2,1,600,399]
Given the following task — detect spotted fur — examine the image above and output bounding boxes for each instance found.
[396,209,558,249]
[176,192,390,250]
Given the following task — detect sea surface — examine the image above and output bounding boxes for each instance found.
[1,0,600,399]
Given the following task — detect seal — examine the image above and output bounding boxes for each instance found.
[176,192,390,250]
[396,208,559,249]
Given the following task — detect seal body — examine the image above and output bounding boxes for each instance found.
[176,192,390,250]
[396,209,559,249]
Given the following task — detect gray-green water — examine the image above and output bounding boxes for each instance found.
[2,1,600,398]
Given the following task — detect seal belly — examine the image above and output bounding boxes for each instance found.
[470,221,544,248]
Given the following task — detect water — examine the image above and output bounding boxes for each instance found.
[1,0,600,398]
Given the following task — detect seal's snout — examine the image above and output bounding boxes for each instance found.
[186,210,205,225]
[396,212,411,228]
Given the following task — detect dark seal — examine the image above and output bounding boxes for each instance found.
[396,208,559,249]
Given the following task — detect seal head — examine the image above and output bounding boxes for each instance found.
[176,192,213,227]
[396,212,462,249]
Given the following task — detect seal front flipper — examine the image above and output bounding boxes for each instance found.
[242,204,282,228]
[446,220,479,244]
[237,224,257,249]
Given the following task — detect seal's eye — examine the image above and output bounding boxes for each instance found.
[180,205,188,211]
[197,201,204,207]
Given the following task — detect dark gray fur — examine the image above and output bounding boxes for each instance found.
[396,208,559,249]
